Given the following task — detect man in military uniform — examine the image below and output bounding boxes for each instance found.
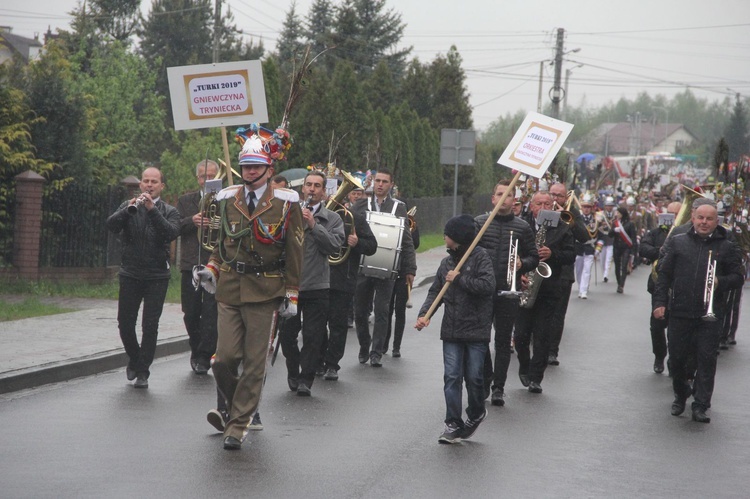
[198,133,304,450]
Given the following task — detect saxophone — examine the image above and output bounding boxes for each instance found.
[520,225,552,309]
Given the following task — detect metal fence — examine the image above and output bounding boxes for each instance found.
[39,184,128,267]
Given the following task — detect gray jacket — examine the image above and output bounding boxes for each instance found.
[300,205,345,292]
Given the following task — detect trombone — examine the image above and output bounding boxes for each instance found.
[498,230,522,298]
[702,250,718,322]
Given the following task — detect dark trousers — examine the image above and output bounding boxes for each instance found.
[515,296,559,384]
[385,275,408,353]
[483,297,519,391]
[721,287,742,343]
[444,341,487,425]
[324,289,351,371]
[354,275,396,358]
[180,270,218,364]
[649,294,668,359]
[280,289,329,386]
[117,275,170,378]
[549,280,573,357]
[613,247,631,288]
[668,316,721,410]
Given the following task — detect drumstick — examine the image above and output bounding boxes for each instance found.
[405,281,413,308]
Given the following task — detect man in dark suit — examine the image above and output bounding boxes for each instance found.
[176,160,219,374]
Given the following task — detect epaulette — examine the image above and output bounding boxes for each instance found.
[273,188,299,203]
[215,185,242,201]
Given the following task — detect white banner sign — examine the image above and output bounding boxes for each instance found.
[497,112,574,179]
[167,60,268,130]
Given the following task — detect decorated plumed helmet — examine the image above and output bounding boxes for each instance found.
[605,196,616,206]
[626,196,636,206]
[235,124,292,166]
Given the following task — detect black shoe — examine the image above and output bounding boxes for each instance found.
[249,412,263,431]
[603,277,608,283]
[438,422,463,444]
[358,346,369,364]
[528,381,542,394]
[190,358,198,372]
[324,368,339,381]
[370,354,382,367]
[616,286,623,294]
[126,367,136,381]
[296,383,311,396]
[719,341,729,350]
[207,409,229,432]
[223,436,242,450]
[287,377,299,392]
[392,350,401,358]
[728,338,737,345]
[194,361,210,375]
[461,409,488,440]
[519,373,530,387]
[654,357,665,374]
[547,355,559,366]
[671,396,687,416]
[134,374,149,389]
[692,408,711,423]
[490,388,505,406]
[315,366,325,376]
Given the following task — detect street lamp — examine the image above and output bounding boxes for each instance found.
[652,106,669,153]
[562,63,583,122]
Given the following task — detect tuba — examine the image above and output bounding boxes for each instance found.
[197,160,239,252]
[327,170,364,265]
[520,226,552,309]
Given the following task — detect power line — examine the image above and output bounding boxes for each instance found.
[572,23,750,35]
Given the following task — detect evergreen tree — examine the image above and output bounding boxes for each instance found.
[725,99,749,163]
[87,0,141,42]
[326,61,373,168]
[364,60,398,112]
[277,2,306,76]
[427,46,472,131]
[400,58,431,120]
[304,0,335,69]
[262,56,283,127]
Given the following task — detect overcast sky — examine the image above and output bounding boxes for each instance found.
[3,0,750,130]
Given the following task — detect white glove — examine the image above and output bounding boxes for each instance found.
[278,290,299,318]
[614,226,622,233]
[195,264,218,294]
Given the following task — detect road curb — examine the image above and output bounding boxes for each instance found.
[0,337,190,395]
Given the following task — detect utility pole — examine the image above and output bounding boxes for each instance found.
[213,0,221,64]
[551,28,565,119]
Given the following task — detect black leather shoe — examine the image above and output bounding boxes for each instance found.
[315,366,325,376]
[126,367,136,381]
[358,346,369,364]
[194,361,210,375]
[519,373,530,387]
[692,408,711,423]
[287,377,299,392]
[654,357,665,374]
[392,350,401,358]
[370,355,382,367]
[547,355,559,366]
[296,383,311,396]
[490,388,505,406]
[528,381,542,394]
[134,374,148,389]
[719,341,729,350]
[324,368,338,381]
[671,396,687,416]
[223,436,242,450]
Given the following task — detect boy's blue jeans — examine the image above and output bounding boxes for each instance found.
[443,341,488,425]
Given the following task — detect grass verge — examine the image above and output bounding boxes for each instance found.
[417,233,445,253]
[0,298,74,322]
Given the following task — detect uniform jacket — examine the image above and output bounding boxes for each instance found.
[353,195,417,276]
[474,211,539,293]
[523,213,576,298]
[106,199,180,280]
[418,246,495,342]
[210,186,304,306]
[176,190,209,270]
[654,225,744,319]
[575,212,600,256]
[299,204,345,292]
[330,208,378,293]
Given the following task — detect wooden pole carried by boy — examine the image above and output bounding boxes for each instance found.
[420,112,574,323]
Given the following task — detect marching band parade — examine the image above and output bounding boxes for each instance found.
[101,116,750,452]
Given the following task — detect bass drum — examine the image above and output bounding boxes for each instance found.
[359,211,406,280]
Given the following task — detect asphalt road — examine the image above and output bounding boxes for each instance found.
[2,268,749,498]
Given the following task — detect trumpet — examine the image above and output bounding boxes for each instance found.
[498,230,522,298]
[127,195,146,215]
[702,250,718,322]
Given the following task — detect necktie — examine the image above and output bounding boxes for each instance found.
[247,192,256,213]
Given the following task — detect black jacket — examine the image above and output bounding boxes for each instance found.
[107,199,181,280]
[353,196,417,276]
[639,225,669,294]
[418,246,495,342]
[329,208,378,292]
[612,220,637,253]
[654,225,744,319]
[474,212,538,292]
[176,190,208,270]
[523,213,577,298]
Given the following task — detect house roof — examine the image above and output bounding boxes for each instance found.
[0,30,43,63]
[586,122,696,155]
